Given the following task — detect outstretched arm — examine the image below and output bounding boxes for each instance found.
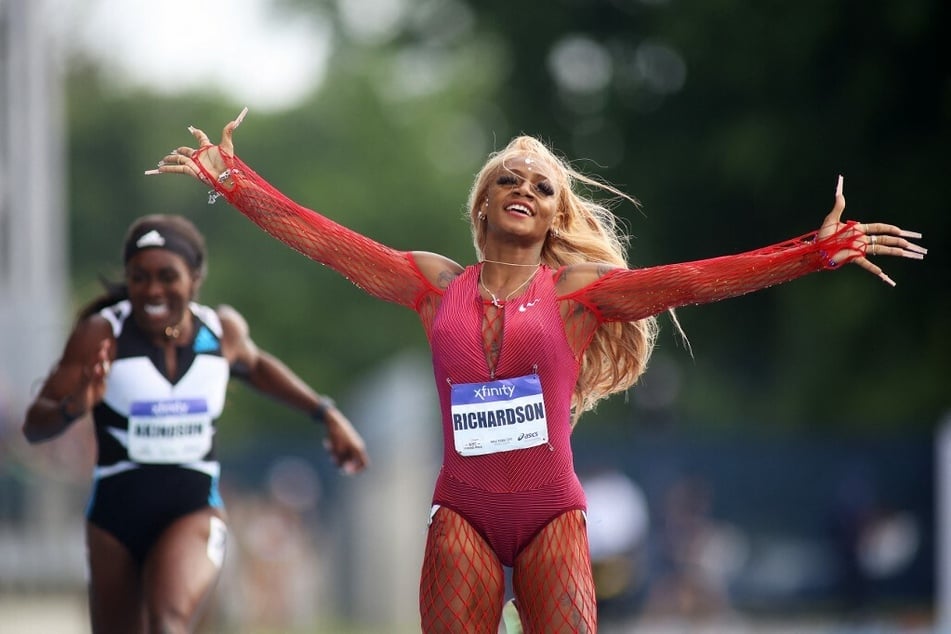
[147,109,438,310]
[221,305,369,474]
[563,176,927,322]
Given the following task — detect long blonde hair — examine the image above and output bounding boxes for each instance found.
[466,136,660,423]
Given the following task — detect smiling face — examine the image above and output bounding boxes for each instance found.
[480,152,562,246]
[125,248,199,339]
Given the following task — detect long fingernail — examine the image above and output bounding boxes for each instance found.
[187,125,196,133]
[906,244,928,255]
[880,273,896,287]
[144,169,160,175]
[836,175,843,197]
[235,106,249,126]
[899,230,922,239]
[901,251,925,260]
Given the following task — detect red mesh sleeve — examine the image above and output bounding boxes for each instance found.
[201,154,435,310]
[563,224,864,323]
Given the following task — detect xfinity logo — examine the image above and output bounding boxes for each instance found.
[151,401,190,415]
[473,384,515,400]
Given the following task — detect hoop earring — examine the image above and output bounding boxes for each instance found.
[550,226,560,238]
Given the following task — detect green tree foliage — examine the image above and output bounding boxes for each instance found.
[63,0,948,442]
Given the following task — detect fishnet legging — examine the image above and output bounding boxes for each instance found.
[420,508,596,633]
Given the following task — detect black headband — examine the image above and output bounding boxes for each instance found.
[124,227,202,270]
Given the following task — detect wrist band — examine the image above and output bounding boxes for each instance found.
[312,397,336,424]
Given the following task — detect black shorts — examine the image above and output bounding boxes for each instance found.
[86,465,223,565]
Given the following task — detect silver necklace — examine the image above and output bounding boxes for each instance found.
[481,258,542,268]
[479,264,540,309]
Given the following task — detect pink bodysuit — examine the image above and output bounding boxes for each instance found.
[430,264,585,566]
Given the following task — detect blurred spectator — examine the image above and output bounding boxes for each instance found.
[641,476,747,622]
[224,494,319,628]
[581,468,650,619]
[830,467,921,614]
[216,457,323,631]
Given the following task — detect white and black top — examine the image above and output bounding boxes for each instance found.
[92,300,230,482]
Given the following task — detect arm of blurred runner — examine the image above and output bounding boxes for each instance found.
[23,317,112,443]
[219,304,368,473]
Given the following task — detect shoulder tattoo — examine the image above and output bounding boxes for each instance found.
[436,268,460,290]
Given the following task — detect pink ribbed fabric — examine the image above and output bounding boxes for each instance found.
[430,265,586,566]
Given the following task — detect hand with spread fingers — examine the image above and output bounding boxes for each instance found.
[817,175,927,286]
[146,107,247,184]
[322,410,370,475]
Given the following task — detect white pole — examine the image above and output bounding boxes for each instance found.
[936,412,951,631]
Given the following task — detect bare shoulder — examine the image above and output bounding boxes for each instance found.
[75,312,114,338]
[216,303,248,335]
[57,312,114,366]
[68,313,114,350]
[555,262,625,295]
[410,251,464,290]
[214,304,254,363]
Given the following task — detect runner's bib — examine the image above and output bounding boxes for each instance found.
[127,398,213,464]
[450,374,548,456]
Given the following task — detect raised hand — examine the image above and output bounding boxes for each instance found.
[79,338,112,407]
[59,337,112,424]
[817,175,927,286]
[144,107,248,184]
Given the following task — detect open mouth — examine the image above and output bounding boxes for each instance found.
[143,303,170,318]
[505,203,533,217]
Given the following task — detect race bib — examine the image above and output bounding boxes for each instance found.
[127,398,213,464]
[450,374,548,456]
